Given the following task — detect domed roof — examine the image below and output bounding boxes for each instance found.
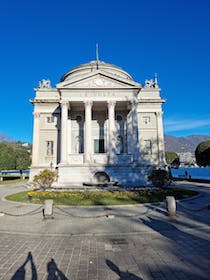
[60,60,133,82]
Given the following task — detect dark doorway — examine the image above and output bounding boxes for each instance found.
[94,172,110,183]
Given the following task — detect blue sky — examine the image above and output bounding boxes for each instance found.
[0,0,209,142]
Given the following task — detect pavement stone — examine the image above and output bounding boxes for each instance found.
[0,181,210,279]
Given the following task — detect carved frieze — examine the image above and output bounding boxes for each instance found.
[72,77,129,88]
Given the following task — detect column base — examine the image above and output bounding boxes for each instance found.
[84,153,92,163]
[58,161,69,166]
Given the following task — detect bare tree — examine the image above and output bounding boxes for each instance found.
[0,133,12,142]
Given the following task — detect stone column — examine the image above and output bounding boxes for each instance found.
[156,111,165,166]
[131,100,140,162]
[126,104,133,155]
[108,100,116,163]
[84,100,93,163]
[68,106,72,155]
[32,112,40,165]
[60,101,69,164]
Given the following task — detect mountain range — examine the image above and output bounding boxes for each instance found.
[164,135,210,153]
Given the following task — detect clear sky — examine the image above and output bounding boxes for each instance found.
[0,0,209,142]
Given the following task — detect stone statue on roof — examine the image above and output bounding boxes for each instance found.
[39,79,51,89]
[144,73,159,88]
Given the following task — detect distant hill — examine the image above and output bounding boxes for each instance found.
[164,135,210,153]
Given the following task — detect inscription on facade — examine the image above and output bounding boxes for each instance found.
[80,92,116,97]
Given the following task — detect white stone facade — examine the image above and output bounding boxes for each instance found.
[29,60,166,187]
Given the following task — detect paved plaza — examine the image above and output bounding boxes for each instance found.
[0,182,210,280]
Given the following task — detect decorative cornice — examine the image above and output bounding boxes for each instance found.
[138,99,166,104]
[30,99,60,104]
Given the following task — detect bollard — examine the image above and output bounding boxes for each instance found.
[43,199,54,219]
[166,196,176,216]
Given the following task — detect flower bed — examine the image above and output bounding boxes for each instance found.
[5,188,198,206]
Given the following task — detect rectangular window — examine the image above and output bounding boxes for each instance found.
[142,116,151,124]
[46,116,54,123]
[144,140,152,155]
[94,139,105,153]
[46,141,54,156]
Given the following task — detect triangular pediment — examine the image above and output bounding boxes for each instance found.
[56,70,141,89]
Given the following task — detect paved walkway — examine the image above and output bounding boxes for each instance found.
[0,182,210,279]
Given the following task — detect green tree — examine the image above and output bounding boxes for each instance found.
[33,169,58,189]
[15,149,31,170]
[195,140,210,167]
[165,151,180,168]
[0,142,31,171]
[0,143,16,170]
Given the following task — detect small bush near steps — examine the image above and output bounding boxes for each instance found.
[148,169,170,188]
[33,169,57,190]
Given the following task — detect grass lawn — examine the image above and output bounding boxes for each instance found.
[5,188,198,206]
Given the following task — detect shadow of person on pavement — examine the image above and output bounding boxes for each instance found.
[11,251,37,280]
[106,259,142,280]
[47,258,68,280]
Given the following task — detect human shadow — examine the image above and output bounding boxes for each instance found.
[11,251,37,280]
[47,258,68,280]
[106,259,142,280]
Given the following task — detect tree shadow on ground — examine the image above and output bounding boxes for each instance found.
[140,216,210,279]
[11,252,37,280]
[106,259,142,280]
[146,199,210,233]
[140,216,210,245]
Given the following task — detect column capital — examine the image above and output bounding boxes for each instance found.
[107,100,116,108]
[84,100,93,107]
[33,112,40,118]
[61,100,69,108]
[127,100,137,110]
[156,111,163,117]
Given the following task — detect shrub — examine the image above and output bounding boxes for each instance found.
[33,169,57,190]
[165,151,180,168]
[195,140,210,167]
[148,169,170,188]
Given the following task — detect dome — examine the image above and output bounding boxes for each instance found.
[60,60,133,82]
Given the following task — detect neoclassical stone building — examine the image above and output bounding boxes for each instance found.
[29,60,166,187]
